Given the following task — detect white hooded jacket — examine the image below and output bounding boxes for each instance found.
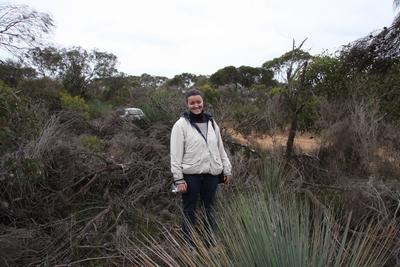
[170,114,232,183]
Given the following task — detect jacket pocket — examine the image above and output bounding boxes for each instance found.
[182,157,202,173]
[214,155,222,165]
[182,156,201,167]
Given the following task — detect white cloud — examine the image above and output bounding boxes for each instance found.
[6,0,397,77]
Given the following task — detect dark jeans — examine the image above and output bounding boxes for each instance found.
[182,173,219,246]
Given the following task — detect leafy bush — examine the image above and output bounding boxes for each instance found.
[59,90,90,119]
[80,135,105,152]
[87,99,113,118]
[18,78,63,112]
[0,82,46,153]
[231,103,262,135]
[297,95,322,131]
[269,86,287,96]
[4,157,45,185]
[139,88,184,124]
[374,63,400,122]
[200,83,220,106]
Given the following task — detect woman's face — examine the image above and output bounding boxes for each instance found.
[187,95,204,115]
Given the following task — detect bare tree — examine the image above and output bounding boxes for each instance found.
[395,0,400,10]
[263,39,311,161]
[0,4,54,58]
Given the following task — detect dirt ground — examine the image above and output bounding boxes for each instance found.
[228,130,320,153]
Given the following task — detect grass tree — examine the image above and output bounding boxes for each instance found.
[129,160,396,267]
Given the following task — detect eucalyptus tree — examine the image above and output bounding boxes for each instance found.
[238,65,275,88]
[28,46,118,97]
[0,60,36,87]
[209,66,242,87]
[166,72,198,90]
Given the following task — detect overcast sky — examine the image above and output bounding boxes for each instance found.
[6,0,399,78]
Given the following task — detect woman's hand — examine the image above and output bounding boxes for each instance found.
[177,182,187,193]
[224,175,232,184]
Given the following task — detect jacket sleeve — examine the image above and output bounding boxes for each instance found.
[170,120,185,183]
[214,121,232,176]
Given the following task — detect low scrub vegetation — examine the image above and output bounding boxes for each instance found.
[1,3,400,265]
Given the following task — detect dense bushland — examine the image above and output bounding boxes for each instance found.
[1,3,400,266]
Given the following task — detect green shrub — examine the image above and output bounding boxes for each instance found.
[87,99,113,118]
[18,78,63,112]
[80,135,105,152]
[0,82,45,153]
[139,88,183,124]
[297,95,322,131]
[5,158,46,185]
[200,83,220,106]
[269,86,287,96]
[59,90,90,119]
[232,104,260,122]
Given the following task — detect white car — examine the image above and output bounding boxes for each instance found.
[120,108,145,120]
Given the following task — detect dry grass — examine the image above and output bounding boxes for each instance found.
[229,129,320,153]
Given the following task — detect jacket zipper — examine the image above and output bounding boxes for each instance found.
[191,121,208,143]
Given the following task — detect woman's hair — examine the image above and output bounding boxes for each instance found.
[185,88,203,102]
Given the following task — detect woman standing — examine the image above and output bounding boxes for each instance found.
[170,88,232,245]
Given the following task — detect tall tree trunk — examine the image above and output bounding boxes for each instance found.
[285,112,298,161]
[285,61,307,162]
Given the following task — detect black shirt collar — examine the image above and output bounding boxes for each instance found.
[183,111,212,123]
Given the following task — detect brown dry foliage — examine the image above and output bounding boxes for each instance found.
[0,110,181,266]
[315,99,399,180]
[0,99,267,266]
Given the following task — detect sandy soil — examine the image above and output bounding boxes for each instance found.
[228,130,320,152]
